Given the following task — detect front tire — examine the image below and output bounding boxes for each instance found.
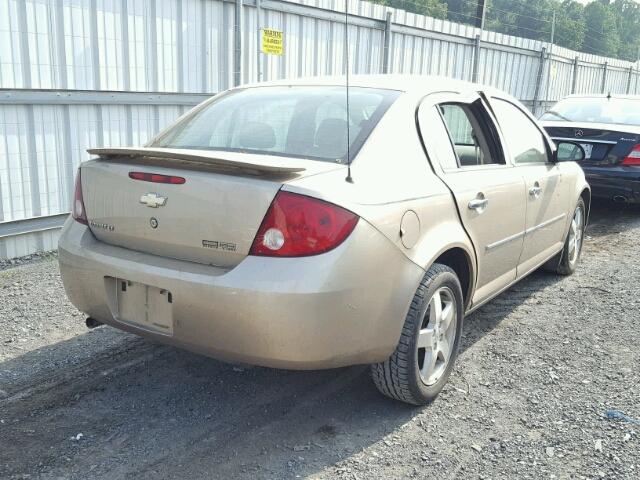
[371,264,464,405]
[548,198,586,276]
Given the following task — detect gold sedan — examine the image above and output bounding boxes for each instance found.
[58,75,589,405]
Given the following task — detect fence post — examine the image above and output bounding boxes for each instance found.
[256,0,262,82]
[601,61,608,94]
[571,56,579,94]
[545,12,556,104]
[234,0,243,86]
[472,34,481,83]
[627,66,634,94]
[532,47,547,115]
[475,0,487,29]
[383,12,392,74]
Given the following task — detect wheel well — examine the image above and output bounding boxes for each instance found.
[580,188,591,221]
[433,248,472,309]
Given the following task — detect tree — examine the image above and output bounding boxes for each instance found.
[446,0,478,26]
[554,1,586,51]
[583,1,620,57]
[368,0,639,61]
[485,0,554,42]
[610,0,640,61]
[379,0,448,18]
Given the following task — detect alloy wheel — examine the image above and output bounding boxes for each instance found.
[417,286,457,386]
[568,205,584,265]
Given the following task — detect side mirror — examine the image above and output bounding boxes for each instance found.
[553,141,586,163]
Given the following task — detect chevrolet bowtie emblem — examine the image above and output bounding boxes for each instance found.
[140,192,167,208]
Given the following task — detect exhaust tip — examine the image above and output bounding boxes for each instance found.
[613,195,628,203]
[85,317,103,329]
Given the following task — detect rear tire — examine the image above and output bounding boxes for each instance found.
[546,198,586,276]
[371,264,464,405]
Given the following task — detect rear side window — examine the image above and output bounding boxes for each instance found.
[441,104,475,146]
[491,98,549,165]
[438,102,504,167]
[153,86,400,163]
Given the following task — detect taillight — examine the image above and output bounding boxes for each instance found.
[129,171,186,184]
[621,145,640,166]
[72,169,88,225]
[249,191,359,257]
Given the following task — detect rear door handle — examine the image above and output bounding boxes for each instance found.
[468,195,488,212]
[529,182,542,198]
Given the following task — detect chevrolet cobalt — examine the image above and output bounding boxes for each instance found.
[59,76,590,405]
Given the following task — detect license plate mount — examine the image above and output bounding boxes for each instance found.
[580,143,593,159]
[115,279,174,335]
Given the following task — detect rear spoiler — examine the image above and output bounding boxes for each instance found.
[87,147,307,174]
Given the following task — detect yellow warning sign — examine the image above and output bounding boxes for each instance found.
[261,28,284,56]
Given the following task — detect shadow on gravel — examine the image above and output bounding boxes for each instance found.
[5,203,633,479]
[1,271,568,480]
[460,269,562,356]
[0,328,416,480]
[461,198,640,357]
[586,200,640,238]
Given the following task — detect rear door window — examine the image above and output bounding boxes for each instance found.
[438,101,505,167]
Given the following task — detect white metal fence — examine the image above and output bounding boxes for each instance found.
[1,0,639,259]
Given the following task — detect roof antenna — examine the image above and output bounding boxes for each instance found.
[607,91,612,101]
[344,0,353,184]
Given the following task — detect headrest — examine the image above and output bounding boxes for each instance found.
[237,122,276,150]
[315,118,348,158]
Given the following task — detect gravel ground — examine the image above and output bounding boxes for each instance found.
[0,202,639,480]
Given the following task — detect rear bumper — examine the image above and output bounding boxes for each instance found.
[583,166,640,203]
[58,218,423,369]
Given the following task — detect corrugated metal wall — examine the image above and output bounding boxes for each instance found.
[1,0,639,259]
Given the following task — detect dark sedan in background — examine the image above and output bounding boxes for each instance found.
[540,94,640,204]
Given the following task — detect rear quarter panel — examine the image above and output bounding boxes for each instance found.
[286,91,477,304]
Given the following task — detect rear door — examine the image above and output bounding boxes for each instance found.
[418,93,527,305]
[489,97,571,276]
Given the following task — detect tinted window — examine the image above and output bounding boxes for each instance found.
[492,99,548,165]
[153,86,400,163]
[439,103,503,167]
[540,97,640,127]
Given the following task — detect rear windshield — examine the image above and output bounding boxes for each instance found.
[540,97,640,127]
[152,86,400,163]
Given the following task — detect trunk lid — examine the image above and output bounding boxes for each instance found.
[542,121,640,164]
[81,148,341,268]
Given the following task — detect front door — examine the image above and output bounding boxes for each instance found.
[488,97,570,276]
[418,94,527,306]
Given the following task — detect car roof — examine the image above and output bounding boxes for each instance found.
[564,94,640,100]
[238,74,509,98]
